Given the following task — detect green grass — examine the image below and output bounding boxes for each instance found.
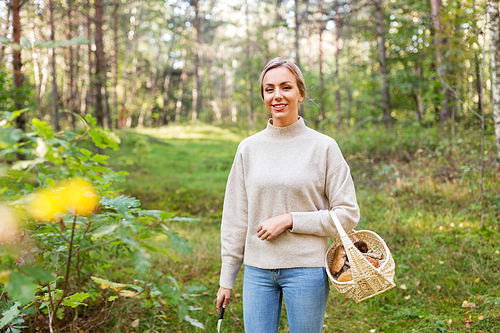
[107,122,500,332]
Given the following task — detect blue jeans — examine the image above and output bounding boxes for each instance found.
[243,265,329,333]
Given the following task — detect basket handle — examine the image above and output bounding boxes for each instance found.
[329,210,354,249]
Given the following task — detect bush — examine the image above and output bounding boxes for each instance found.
[0,113,205,332]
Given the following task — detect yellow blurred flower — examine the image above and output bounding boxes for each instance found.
[59,178,99,216]
[27,178,99,222]
[0,205,19,243]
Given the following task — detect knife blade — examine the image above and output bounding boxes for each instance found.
[217,306,225,332]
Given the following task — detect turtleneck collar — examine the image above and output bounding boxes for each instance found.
[264,116,308,139]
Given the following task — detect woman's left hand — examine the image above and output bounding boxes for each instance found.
[257,213,293,241]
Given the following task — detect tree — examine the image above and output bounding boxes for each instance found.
[94,0,107,128]
[430,0,454,124]
[48,0,60,131]
[12,0,25,132]
[490,0,500,161]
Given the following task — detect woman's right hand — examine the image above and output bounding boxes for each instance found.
[216,287,232,311]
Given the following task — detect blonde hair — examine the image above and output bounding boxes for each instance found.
[259,57,306,100]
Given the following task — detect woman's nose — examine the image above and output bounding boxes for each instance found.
[274,89,282,99]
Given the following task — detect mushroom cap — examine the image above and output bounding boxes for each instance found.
[363,254,380,268]
[354,240,369,253]
[330,245,347,275]
[337,268,353,282]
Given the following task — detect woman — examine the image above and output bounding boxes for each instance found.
[216,57,360,333]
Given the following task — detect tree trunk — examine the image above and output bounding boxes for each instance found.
[318,0,325,125]
[191,0,201,122]
[245,0,254,129]
[0,5,11,67]
[120,6,138,127]
[490,0,500,161]
[66,0,77,129]
[85,0,93,115]
[294,0,300,68]
[94,0,105,127]
[175,42,187,122]
[12,0,26,138]
[374,0,392,129]
[49,0,60,131]
[112,0,119,129]
[430,0,453,123]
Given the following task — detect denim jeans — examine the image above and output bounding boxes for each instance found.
[243,265,329,333]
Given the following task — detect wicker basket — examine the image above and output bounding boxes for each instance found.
[325,211,396,303]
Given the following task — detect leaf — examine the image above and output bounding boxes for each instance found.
[132,249,152,274]
[131,319,140,328]
[20,38,31,49]
[62,292,89,308]
[167,230,193,255]
[4,272,36,305]
[17,265,54,284]
[184,315,204,329]
[168,216,200,223]
[118,290,140,298]
[101,196,140,215]
[91,224,118,239]
[11,158,46,171]
[91,277,126,291]
[0,302,20,329]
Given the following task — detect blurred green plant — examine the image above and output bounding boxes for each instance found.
[0,112,205,332]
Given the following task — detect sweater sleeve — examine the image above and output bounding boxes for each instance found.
[219,147,248,289]
[289,144,360,238]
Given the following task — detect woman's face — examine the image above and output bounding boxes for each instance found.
[262,67,304,127]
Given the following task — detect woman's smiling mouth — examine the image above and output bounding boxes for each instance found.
[272,103,287,111]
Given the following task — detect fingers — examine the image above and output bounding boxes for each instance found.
[216,288,232,311]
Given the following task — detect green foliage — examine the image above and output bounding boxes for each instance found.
[110,123,499,332]
[0,113,205,331]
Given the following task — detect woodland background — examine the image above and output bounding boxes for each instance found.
[1,0,500,332]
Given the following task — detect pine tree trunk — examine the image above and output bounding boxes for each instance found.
[112,0,119,128]
[318,0,325,125]
[94,0,105,127]
[12,0,25,132]
[85,1,93,115]
[49,0,60,131]
[374,0,392,129]
[490,0,500,161]
[430,0,453,123]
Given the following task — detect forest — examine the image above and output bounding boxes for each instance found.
[1,0,500,332]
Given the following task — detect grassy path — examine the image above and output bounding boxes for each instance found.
[109,124,500,332]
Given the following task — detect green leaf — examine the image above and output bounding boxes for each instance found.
[18,265,54,284]
[4,272,36,305]
[91,224,118,239]
[167,231,193,255]
[132,249,152,274]
[31,119,53,139]
[0,302,20,329]
[21,38,31,49]
[62,292,89,308]
[91,277,126,291]
[184,315,205,329]
[101,196,140,215]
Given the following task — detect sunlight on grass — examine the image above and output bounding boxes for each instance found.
[134,123,245,142]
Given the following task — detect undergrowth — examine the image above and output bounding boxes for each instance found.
[107,121,500,332]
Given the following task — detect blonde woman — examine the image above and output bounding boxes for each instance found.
[217,57,360,333]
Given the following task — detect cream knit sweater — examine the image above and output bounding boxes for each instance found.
[220,117,360,289]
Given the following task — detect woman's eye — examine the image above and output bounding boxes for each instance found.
[265,88,274,93]
[283,86,291,90]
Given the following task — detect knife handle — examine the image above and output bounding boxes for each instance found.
[218,306,225,320]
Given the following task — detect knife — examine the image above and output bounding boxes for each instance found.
[217,306,225,332]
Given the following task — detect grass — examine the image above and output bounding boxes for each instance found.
[107,122,500,332]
